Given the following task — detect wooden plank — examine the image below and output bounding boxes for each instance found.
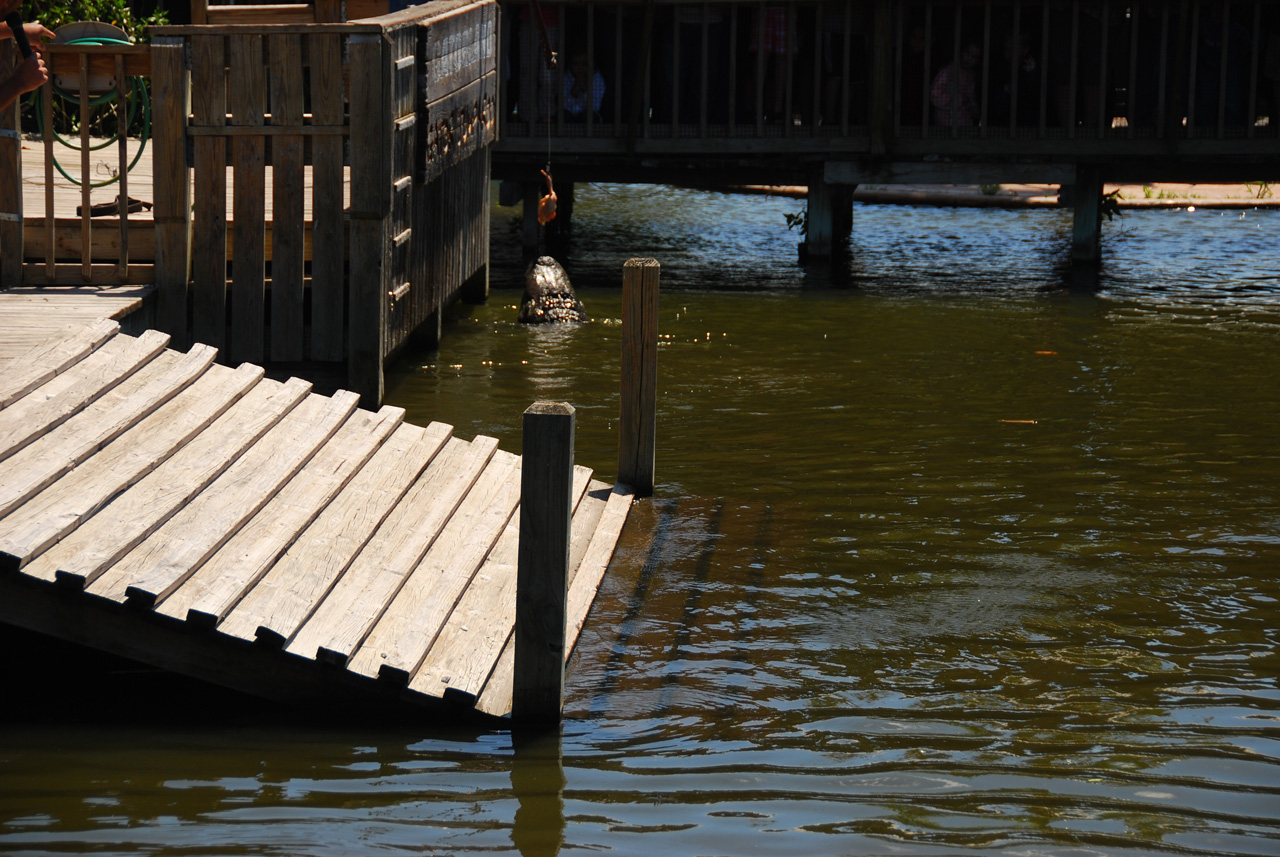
[0,329,170,464]
[344,447,521,682]
[191,34,229,353]
[0,344,217,519]
[20,376,311,586]
[216,420,452,645]
[151,37,191,349]
[230,34,268,365]
[158,404,405,626]
[562,484,635,659]
[475,482,634,719]
[0,362,265,574]
[308,33,346,362]
[285,434,498,664]
[420,2,495,104]
[268,33,306,361]
[205,5,315,26]
[0,318,119,409]
[88,389,360,606]
[408,466,593,704]
[43,45,151,77]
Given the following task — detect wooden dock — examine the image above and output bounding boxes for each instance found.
[0,318,634,721]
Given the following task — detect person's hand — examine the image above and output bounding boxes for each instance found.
[11,51,47,94]
[24,21,55,45]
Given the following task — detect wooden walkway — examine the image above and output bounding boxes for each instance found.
[0,317,633,721]
[0,286,151,364]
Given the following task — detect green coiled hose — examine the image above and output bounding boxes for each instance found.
[32,35,151,189]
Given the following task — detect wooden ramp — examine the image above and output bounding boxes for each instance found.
[0,323,633,721]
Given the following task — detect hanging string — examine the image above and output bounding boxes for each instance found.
[527,0,558,224]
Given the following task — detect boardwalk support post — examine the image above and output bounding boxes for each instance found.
[801,170,834,259]
[1072,163,1104,265]
[514,400,576,725]
[618,257,658,496]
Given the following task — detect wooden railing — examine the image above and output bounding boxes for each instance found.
[144,0,496,405]
[495,0,1280,156]
[2,41,154,287]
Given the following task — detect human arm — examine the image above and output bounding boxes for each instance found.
[0,51,46,111]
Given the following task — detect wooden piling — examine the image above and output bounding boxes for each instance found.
[618,258,659,496]
[1071,163,1104,265]
[513,401,576,724]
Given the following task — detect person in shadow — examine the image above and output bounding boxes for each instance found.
[563,49,604,123]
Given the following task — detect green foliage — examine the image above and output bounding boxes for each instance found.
[979,183,1001,196]
[1246,180,1273,200]
[31,0,168,42]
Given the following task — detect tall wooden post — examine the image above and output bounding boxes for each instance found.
[348,32,391,408]
[514,401,576,724]
[151,36,191,347]
[618,258,658,496]
[1071,163,1104,264]
[0,40,21,289]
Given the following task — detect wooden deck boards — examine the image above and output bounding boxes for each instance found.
[0,321,635,721]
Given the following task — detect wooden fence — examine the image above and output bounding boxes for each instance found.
[148,0,497,405]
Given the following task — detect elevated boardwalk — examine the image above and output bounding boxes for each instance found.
[0,318,634,721]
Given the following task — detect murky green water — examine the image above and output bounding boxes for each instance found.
[4,186,1279,855]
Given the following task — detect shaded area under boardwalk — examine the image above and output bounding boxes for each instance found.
[0,321,632,723]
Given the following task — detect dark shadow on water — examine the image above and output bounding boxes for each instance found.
[511,729,567,857]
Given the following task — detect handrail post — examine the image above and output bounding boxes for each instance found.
[152,35,192,348]
[347,31,391,408]
[0,40,21,289]
[618,257,659,496]
[514,400,576,725]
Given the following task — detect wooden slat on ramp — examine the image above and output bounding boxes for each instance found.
[0,325,635,721]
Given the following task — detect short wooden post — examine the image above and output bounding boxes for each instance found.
[513,401,576,724]
[1071,163,1104,265]
[618,258,659,496]
[151,36,191,347]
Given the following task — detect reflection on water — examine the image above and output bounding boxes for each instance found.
[3,185,1279,855]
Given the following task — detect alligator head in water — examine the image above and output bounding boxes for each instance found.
[519,256,588,324]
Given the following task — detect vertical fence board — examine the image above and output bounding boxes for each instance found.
[152,36,191,347]
[191,34,228,353]
[115,56,130,279]
[348,32,390,408]
[310,33,346,362]
[0,41,20,288]
[230,34,267,365]
[269,33,306,361]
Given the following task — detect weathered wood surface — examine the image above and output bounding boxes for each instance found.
[0,324,634,720]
